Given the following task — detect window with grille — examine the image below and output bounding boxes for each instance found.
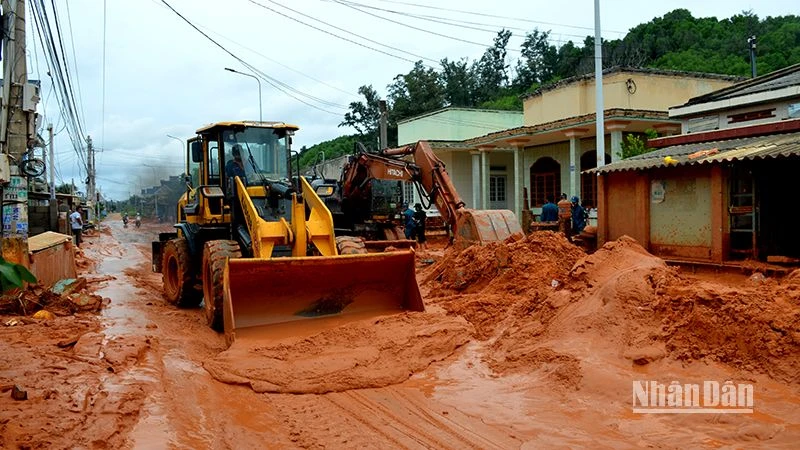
[489,176,506,202]
[530,157,561,207]
[402,181,415,205]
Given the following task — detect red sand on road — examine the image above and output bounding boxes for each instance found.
[1,218,798,448]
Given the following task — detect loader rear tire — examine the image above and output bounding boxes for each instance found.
[202,240,241,332]
[335,236,368,255]
[162,238,201,307]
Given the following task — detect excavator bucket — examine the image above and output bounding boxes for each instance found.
[455,209,523,249]
[222,250,423,345]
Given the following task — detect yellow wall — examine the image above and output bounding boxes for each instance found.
[523,72,736,126]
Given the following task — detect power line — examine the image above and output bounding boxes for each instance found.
[356,0,626,35]
[101,0,107,149]
[30,0,88,175]
[249,0,439,64]
[60,0,87,132]
[328,0,513,54]
[333,0,586,43]
[199,26,358,99]
[157,0,345,115]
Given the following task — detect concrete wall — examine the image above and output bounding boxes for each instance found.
[524,72,736,126]
[398,108,523,145]
[600,164,723,262]
[604,171,650,246]
[648,166,713,259]
[683,98,800,133]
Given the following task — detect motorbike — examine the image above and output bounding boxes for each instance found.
[123,216,129,228]
[135,217,141,229]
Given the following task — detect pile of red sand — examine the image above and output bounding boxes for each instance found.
[485,236,800,383]
[424,231,585,296]
[204,313,473,394]
[419,232,585,340]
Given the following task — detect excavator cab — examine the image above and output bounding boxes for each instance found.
[153,121,423,346]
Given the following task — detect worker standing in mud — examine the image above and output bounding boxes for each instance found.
[69,206,83,247]
[413,203,427,249]
[557,193,572,238]
[540,196,558,222]
[402,203,416,240]
[571,196,587,235]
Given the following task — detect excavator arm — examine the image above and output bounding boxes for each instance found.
[340,141,522,247]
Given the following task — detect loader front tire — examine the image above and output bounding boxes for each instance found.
[162,238,200,307]
[202,240,241,332]
[336,236,368,255]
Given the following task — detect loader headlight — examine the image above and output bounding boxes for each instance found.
[315,185,334,196]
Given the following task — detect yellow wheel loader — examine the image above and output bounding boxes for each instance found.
[152,121,423,346]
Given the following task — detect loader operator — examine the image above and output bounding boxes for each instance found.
[226,144,247,192]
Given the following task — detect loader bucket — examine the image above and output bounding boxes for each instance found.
[455,209,523,249]
[222,250,423,345]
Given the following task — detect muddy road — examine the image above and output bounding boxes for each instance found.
[1,216,799,449]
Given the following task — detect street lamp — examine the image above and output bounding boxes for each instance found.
[166,134,184,153]
[224,67,262,123]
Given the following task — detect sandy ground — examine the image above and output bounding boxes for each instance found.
[1,215,798,449]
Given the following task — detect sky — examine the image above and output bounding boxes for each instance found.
[23,0,796,200]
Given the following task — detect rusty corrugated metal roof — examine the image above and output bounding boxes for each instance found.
[593,131,800,174]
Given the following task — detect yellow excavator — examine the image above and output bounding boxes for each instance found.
[152,121,519,346]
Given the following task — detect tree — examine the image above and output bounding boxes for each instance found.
[387,61,445,122]
[472,29,512,104]
[440,57,475,107]
[514,29,557,90]
[619,129,659,159]
[56,182,76,195]
[340,85,383,145]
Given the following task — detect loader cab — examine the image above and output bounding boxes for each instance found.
[181,121,299,228]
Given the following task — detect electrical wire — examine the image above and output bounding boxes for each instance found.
[158,0,344,115]
[30,0,87,175]
[329,0,521,53]
[248,0,439,64]
[353,0,626,35]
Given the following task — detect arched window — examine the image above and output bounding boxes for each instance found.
[530,157,561,207]
[580,151,611,208]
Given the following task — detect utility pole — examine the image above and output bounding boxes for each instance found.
[1,0,32,264]
[594,0,605,172]
[86,136,95,223]
[48,123,54,200]
[748,35,757,78]
[379,100,388,150]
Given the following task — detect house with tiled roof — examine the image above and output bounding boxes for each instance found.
[399,67,741,224]
[594,63,800,264]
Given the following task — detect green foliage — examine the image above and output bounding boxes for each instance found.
[0,255,36,292]
[388,61,445,123]
[619,129,659,159]
[339,85,383,144]
[335,9,800,152]
[56,183,76,195]
[299,135,365,171]
[479,93,523,111]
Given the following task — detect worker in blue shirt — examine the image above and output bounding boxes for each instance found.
[571,196,587,234]
[540,196,559,222]
[402,203,416,239]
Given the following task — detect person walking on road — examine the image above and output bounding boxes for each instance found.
[69,207,83,247]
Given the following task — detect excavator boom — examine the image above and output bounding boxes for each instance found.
[340,140,523,247]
